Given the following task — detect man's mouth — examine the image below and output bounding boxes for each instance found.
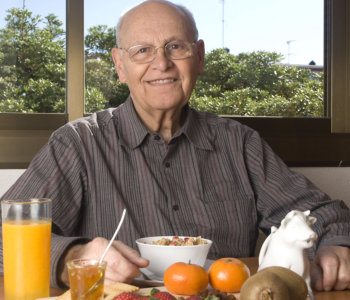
[147,78,176,84]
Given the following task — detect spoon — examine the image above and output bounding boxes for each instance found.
[83,209,127,297]
[99,208,127,264]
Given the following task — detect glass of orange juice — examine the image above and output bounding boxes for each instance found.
[1,198,52,300]
[67,259,107,300]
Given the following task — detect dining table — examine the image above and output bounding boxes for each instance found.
[0,257,349,300]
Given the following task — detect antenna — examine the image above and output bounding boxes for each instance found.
[221,0,225,48]
[286,40,296,64]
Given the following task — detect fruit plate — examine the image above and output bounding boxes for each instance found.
[37,286,241,300]
[36,286,313,300]
[139,286,241,298]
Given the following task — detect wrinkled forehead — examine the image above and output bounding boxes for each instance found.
[119,2,194,47]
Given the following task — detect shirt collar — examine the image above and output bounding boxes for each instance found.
[116,96,215,151]
[117,96,149,149]
[181,105,215,151]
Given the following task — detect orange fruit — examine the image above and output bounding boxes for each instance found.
[208,257,250,293]
[163,262,209,295]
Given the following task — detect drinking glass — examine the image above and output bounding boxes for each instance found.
[1,198,52,300]
[67,259,107,300]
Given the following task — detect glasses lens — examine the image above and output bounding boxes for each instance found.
[128,45,154,63]
[126,41,194,63]
[166,41,192,59]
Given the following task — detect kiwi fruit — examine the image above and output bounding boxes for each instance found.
[240,271,290,300]
[240,266,308,300]
[259,266,308,300]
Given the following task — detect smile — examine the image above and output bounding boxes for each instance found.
[148,78,176,84]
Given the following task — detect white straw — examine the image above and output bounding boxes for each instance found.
[99,209,127,265]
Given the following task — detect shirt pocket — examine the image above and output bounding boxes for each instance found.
[200,180,250,204]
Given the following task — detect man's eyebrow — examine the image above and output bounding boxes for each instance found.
[164,37,184,43]
[126,37,185,48]
[128,41,152,47]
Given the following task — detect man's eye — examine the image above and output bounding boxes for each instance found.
[137,47,151,54]
[168,43,180,50]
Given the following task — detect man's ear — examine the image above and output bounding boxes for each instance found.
[196,39,205,75]
[111,48,127,83]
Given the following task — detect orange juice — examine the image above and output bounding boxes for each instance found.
[2,219,51,300]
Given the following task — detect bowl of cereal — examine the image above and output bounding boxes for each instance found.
[136,235,212,280]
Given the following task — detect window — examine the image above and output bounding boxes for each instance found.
[0,0,350,168]
[0,0,66,168]
[84,0,324,118]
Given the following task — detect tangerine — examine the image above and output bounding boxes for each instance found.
[163,262,209,295]
[208,257,250,293]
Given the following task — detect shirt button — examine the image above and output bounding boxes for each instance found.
[154,135,161,141]
[165,162,170,168]
[172,205,179,211]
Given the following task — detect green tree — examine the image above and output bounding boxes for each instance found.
[0,9,323,117]
[191,49,324,117]
[0,8,65,112]
[85,25,116,60]
[84,25,129,112]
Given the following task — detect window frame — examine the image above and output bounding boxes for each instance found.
[0,0,349,168]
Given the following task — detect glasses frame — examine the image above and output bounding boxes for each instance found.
[120,40,197,64]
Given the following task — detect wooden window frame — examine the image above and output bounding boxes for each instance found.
[0,0,349,168]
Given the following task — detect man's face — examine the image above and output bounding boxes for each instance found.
[112,2,205,115]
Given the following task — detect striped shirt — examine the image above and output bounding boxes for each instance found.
[1,96,350,288]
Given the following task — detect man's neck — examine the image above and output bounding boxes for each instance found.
[133,103,183,143]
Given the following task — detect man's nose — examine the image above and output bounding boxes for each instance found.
[151,47,172,70]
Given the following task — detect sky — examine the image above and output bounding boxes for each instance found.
[0,0,324,65]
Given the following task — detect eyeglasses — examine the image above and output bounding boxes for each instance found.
[120,40,197,64]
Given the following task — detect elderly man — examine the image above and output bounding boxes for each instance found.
[1,0,350,292]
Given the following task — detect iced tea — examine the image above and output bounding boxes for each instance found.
[67,259,107,300]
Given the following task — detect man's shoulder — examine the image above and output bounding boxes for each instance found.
[190,107,252,132]
[52,106,124,139]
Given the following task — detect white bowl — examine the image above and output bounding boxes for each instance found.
[136,236,213,279]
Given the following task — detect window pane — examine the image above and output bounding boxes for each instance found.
[0,0,66,113]
[84,0,324,117]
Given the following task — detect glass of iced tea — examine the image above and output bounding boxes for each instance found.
[1,198,52,300]
[67,259,107,300]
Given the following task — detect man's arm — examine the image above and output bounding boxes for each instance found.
[0,127,87,287]
[1,125,149,288]
[242,128,350,290]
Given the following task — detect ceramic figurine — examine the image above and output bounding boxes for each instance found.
[258,210,318,300]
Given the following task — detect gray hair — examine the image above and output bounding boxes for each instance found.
[115,0,199,48]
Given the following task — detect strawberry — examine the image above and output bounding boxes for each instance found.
[115,292,146,300]
[150,288,176,300]
[152,291,177,300]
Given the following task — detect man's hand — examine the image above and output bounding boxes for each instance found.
[59,237,149,287]
[311,245,350,291]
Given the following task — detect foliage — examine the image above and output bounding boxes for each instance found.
[0,8,65,112]
[0,8,324,117]
[84,26,128,112]
[190,49,324,117]
[85,25,116,60]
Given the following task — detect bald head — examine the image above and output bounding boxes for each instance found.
[115,0,198,48]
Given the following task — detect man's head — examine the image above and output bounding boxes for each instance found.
[115,0,199,48]
[111,0,205,117]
